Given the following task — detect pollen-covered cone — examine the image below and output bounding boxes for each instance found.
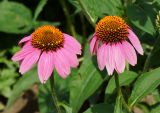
[12,25,81,84]
[90,16,143,75]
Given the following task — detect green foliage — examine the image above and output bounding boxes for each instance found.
[70,44,106,113]
[77,0,124,25]
[84,103,114,113]
[0,0,160,113]
[114,94,123,113]
[127,3,155,35]
[0,56,18,98]
[0,1,32,33]
[151,105,160,113]
[38,70,76,113]
[105,71,138,98]
[6,67,39,107]
[129,67,160,107]
[38,81,56,113]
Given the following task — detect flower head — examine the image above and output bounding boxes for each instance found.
[90,16,143,75]
[12,25,81,83]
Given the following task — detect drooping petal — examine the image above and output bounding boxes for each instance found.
[63,33,81,55]
[54,49,70,78]
[105,44,114,75]
[61,48,79,68]
[128,29,143,55]
[90,33,99,55]
[97,44,107,70]
[19,49,41,74]
[18,35,31,45]
[121,41,137,66]
[12,42,34,61]
[38,51,54,84]
[112,43,125,74]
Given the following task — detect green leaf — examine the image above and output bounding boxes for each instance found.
[33,0,48,21]
[68,0,81,15]
[84,103,114,113]
[78,0,123,24]
[70,44,106,113]
[128,67,160,107]
[0,1,32,33]
[127,4,155,35]
[7,68,39,107]
[151,105,160,113]
[105,71,138,97]
[59,103,72,113]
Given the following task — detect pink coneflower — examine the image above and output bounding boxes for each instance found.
[12,25,81,83]
[90,16,143,75]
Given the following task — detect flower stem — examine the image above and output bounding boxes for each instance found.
[50,75,61,113]
[114,73,132,113]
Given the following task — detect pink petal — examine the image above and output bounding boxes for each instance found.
[19,49,41,74]
[12,42,34,62]
[18,35,31,45]
[121,41,137,66]
[128,29,144,55]
[90,33,99,55]
[61,48,79,68]
[54,49,70,78]
[112,43,125,74]
[63,33,81,55]
[105,44,114,75]
[97,44,107,70]
[38,51,54,84]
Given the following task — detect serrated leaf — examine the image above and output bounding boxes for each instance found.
[0,1,32,33]
[7,68,39,107]
[128,67,160,107]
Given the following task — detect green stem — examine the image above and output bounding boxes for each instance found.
[59,0,76,37]
[114,74,121,94]
[143,33,160,72]
[50,75,61,113]
[126,63,129,71]
[114,74,132,113]
[77,0,96,27]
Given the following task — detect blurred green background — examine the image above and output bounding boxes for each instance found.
[0,0,160,113]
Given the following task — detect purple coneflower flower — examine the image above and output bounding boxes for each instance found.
[90,16,143,75]
[12,25,81,83]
